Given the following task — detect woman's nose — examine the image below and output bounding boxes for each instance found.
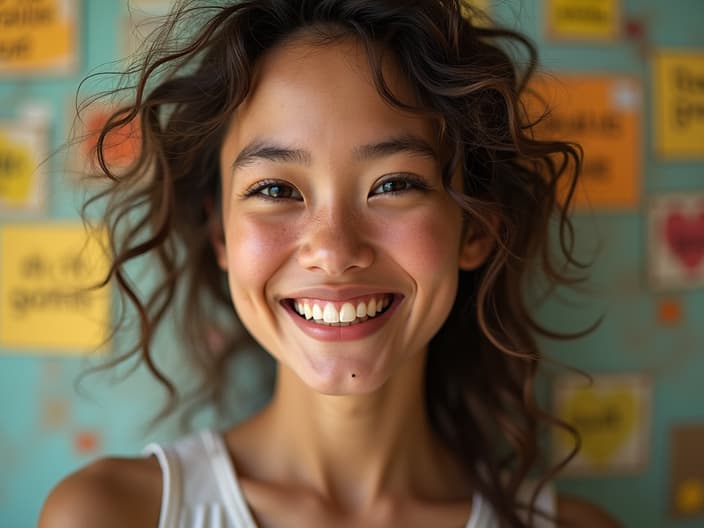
[296,206,375,276]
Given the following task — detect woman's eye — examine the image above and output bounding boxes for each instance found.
[245,181,302,201]
[261,184,296,199]
[371,175,428,196]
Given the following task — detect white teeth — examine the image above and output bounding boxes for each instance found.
[323,303,339,323]
[340,303,356,323]
[356,302,367,318]
[292,295,392,326]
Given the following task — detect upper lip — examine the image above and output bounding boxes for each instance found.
[280,286,401,302]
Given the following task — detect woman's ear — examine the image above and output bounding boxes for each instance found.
[205,196,228,271]
[458,214,499,271]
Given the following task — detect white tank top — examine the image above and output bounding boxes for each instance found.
[143,430,556,528]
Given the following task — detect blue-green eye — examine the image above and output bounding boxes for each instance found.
[371,174,429,196]
[244,180,302,201]
[381,180,409,193]
[261,184,295,199]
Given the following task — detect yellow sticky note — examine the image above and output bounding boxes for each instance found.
[546,0,620,41]
[0,0,79,74]
[0,132,34,205]
[654,50,704,158]
[552,374,651,475]
[0,224,111,353]
[0,123,46,213]
[557,387,637,464]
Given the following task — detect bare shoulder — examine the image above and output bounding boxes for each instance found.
[556,493,623,528]
[38,455,162,528]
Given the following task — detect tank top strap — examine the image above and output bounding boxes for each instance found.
[143,429,258,528]
[520,480,556,528]
[143,439,184,528]
[465,478,556,528]
[200,430,259,527]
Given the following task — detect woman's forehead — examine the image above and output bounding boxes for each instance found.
[222,37,438,159]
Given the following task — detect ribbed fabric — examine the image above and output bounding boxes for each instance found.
[143,430,555,528]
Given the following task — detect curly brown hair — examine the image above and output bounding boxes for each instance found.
[82,0,588,526]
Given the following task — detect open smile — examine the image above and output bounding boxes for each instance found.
[281,293,402,341]
[288,294,393,326]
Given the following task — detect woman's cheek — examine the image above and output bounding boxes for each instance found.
[226,215,296,292]
[378,207,463,275]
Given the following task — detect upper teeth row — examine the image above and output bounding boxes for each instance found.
[294,296,391,323]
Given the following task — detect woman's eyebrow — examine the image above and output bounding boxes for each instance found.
[231,133,437,173]
[232,141,312,172]
[353,134,438,162]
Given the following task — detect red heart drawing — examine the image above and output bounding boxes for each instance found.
[665,211,704,271]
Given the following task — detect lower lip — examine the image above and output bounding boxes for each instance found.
[282,296,402,342]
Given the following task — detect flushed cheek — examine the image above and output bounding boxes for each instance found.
[379,207,463,275]
[377,207,462,337]
[225,215,296,309]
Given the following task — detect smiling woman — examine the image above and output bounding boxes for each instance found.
[214,38,472,395]
[39,1,620,527]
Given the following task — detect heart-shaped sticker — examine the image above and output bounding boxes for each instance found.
[665,211,704,271]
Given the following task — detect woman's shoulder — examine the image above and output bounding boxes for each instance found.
[512,478,621,527]
[38,455,162,528]
[556,493,623,528]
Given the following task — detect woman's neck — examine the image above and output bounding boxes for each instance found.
[226,348,471,513]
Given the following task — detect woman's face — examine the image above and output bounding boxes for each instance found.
[217,37,481,395]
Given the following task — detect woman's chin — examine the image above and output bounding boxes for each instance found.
[296,360,389,396]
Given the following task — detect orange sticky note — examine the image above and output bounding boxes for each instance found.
[70,103,142,179]
[527,75,641,210]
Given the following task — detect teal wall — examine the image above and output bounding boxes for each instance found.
[1,1,703,527]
